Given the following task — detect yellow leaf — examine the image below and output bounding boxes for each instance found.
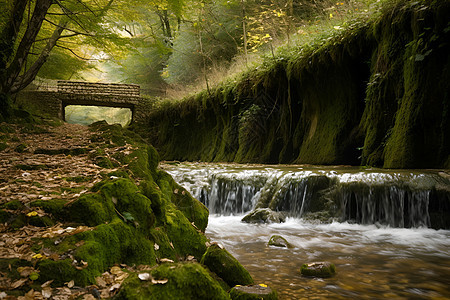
[27,211,38,217]
[32,253,43,259]
[259,283,268,287]
[329,13,333,18]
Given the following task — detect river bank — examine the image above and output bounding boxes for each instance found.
[0,120,256,299]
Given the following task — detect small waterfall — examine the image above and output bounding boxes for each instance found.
[200,175,261,214]
[337,184,431,227]
[164,164,450,228]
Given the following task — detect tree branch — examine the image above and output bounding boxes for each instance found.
[55,44,95,61]
[44,18,95,37]
[10,20,68,94]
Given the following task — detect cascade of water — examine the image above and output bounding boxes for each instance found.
[164,164,449,228]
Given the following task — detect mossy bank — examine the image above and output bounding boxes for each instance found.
[0,121,255,298]
[141,0,450,169]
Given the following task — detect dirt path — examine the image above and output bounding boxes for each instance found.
[0,122,131,299]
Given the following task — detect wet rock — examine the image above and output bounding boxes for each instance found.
[201,244,254,287]
[241,208,285,224]
[230,284,278,300]
[300,262,336,278]
[268,235,292,248]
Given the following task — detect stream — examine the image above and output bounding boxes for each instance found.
[163,163,450,299]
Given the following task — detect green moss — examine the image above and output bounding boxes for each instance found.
[28,215,54,227]
[159,201,207,260]
[268,235,292,248]
[100,178,155,234]
[66,192,115,226]
[14,143,27,153]
[0,141,7,151]
[38,259,80,286]
[157,171,209,232]
[300,262,336,278]
[30,199,66,216]
[139,0,449,169]
[116,262,231,300]
[2,199,24,210]
[64,176,92,183]
[0,209,9,223]
[9,214,27,230]
[0,258,32,280]
[200,244,254,287]
[149,228,177,260]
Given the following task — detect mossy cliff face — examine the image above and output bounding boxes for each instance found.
[1,122,255,297]
[142,0,450,168]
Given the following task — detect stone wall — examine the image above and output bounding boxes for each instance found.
[16,91,63,119]
[57,81,140,97]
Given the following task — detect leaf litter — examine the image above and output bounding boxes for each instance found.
[0,123,149,299]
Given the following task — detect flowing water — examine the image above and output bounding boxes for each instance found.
[163,163,450,299]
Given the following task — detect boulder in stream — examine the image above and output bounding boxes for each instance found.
[201,243,254,287]
[230,284,278,300]
[241,208,285,224]
[268,235,292,248]
[300,262,336,278]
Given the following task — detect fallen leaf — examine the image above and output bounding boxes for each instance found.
[42,287,52,298]
[109,283,121,292]
[26,211,38,217]
[83,294,95,300]
[151,278,168,284]
[160,258,174,263]
[18,266,35,277]
[115,272,129,283]
[11,278,28,289]
[67,280,74,288]
[154,243,159,251]
[138,273,151,281]
[29,272,39,281]
[95,276,107,288]
[32,253,44,260]
[41,280,54,288]
[110,266,122,275]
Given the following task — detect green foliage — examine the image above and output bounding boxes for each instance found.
[142,0,450,169]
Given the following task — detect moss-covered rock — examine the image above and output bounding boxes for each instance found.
[300,262,336,278]
[230,284,278,300]
[116,262,231,300]
[201,244,253,287]
[157,171,209,232]
[2,200,24,210]
[267,235,292,248]
[241,208,285,224]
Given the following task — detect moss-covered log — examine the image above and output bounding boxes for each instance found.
[141,0,450,169]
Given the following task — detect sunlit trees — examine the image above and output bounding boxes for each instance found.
[0,0,122,116]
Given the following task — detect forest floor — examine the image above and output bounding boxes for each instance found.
[0,122,137,299]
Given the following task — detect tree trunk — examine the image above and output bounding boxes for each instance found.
[4,0,53,94]
[11,20,68,94]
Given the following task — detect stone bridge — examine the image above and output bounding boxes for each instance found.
[16,81,151,124]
